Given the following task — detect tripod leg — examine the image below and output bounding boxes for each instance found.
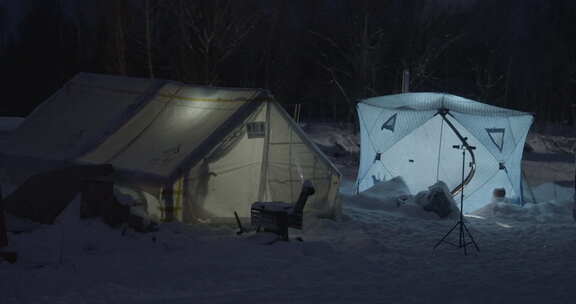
[434,221,459,249]
[459,223,464,247]
[462,222,480,252]
[459,222,468,255]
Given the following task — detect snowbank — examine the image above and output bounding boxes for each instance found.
[0,116,24,146]
[0,117,24,132]
[1,121,575,304]
[2,178,576,304]
[344,177,459,220]
[471,183,574,223]
[114,185,162,222]
[302,123,359,155]
[530,182,574,203]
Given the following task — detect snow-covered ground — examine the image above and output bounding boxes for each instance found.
[1,120,575,304]
[0,117,24,146]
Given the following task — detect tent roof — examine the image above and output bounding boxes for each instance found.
[361,93,532,117]
[3,73,339,183]
[2,73,267,177]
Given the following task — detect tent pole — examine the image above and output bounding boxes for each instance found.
[435,108,477,195]
[258,102,271,201]
[162,182,175,222]
[435,117,445,182]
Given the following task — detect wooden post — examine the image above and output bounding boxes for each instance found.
[162,184,175,222]
[0,184,7,249]
[0,183,17,263]
[572,103,576,129]
[402,69,410,93]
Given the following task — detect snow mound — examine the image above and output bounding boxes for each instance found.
[526,133,576,154]
[4,196,127,265]
[470,183,574,222]
[345,177,456,220]
[0,116,24,132]
[302,123,359,155]
[471,200,574,223]
[114,185,162,222]
[360,176,411,200]
[530,182,574,204]
[0,116,25,146]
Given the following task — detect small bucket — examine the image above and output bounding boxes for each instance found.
[492,188,506,203]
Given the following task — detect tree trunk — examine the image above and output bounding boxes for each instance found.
[144,0,155,79]
[113,1,128,75]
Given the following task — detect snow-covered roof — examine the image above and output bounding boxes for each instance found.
[361,93,532,117]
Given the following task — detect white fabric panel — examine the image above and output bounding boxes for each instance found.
[452,112,533,204]
[265,107,313,202]
[448,118,508,208]
[381,116,448,194]
[451,112,517,161]
[356,103,435,192]
[371,111,436,154]
[508,115,534,145]
[376,115,495,197]
[505,123,532,202]
[357,104,382,192]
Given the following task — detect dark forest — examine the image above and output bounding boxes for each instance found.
[1,0,575,125]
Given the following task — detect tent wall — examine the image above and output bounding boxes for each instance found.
[262,102,341,217]
[171,101,342,222]
[176,104,267,221]
[356,104,435,192]
[87,99,342,222]
[1,73,342,223]
[357,93,533,213]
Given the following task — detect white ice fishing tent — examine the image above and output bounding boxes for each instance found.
[356,93,533,213]
[1,73,341,222]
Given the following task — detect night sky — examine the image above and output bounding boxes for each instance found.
[1,0,575,124]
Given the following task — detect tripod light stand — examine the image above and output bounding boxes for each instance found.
[434,142,480,255]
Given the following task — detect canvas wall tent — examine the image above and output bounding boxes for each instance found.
[0,117,24,146]
[0,73,341,222]
[356,93,533,213]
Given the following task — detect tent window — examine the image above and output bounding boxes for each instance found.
[486,128,505,152]
[246,122,266,138]
[381,113,397,132]
[374,152,381,162]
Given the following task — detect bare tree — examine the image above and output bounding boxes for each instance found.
[311,11,387,123]
[100,0,130,75]
[143,0,156,78]
[472,61,504,102]
[0,7,5,57]
[260,0,288,89]
[398,6,464,91]
[131,0,171,79]
[175,0,260,85]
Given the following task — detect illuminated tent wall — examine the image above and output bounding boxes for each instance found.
[1,73,341,222]
[356,93,533,213]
